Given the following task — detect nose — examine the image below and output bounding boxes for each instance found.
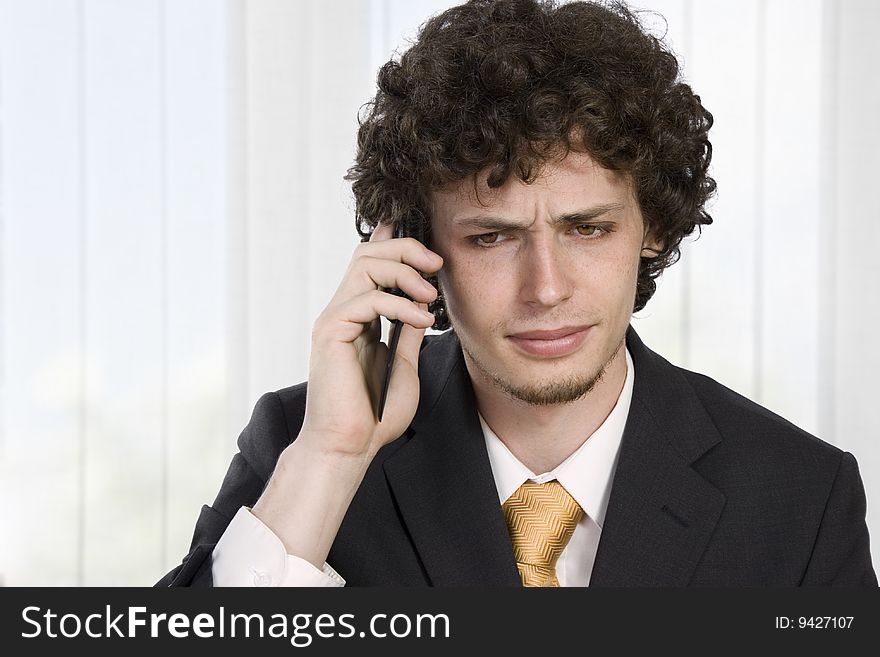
[518,235,574,308]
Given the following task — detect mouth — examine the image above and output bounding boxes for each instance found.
[506,325,593,358]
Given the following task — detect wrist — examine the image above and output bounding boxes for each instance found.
[291,427,380,469]
[252,436,372,569]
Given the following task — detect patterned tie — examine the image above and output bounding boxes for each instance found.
[502,480,584,587]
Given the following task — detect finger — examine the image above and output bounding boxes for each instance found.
[369,220,395,243]
[320,290,435,344]
[395,302,431,372]
[341,256,440,301]
[357,236,444,272]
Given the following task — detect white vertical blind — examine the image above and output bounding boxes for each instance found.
[684,0,762,395]
[0,0,877,585]
[0,0,232,585]
[242,0,313,409]
[237,0,373,418]
[830,0,880,552]
[162,0,230,582]
[0,0,83,586]
[758,0,823,432]
[81,0,165,587]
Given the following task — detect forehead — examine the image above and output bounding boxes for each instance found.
[431,151,633,223]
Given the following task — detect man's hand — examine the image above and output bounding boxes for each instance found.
[250,222,443,571]
[298,220,443,459]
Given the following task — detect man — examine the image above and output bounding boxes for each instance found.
[158,0,876,587]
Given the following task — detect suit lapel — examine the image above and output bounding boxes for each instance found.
[383,331,521,586]
[589,326,726,586]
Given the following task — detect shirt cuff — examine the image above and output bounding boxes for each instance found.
[211,506,345,587]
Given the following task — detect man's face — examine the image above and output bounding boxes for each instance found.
[430,151,658,406]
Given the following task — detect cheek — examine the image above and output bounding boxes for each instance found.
[571,249,642,313]
[606,251,643,313]
[615,254,640,286]
[598,237,642,280]
[437,255,497,313]
[571,247,632,284]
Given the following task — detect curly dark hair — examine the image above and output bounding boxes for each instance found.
[346,0,715,331]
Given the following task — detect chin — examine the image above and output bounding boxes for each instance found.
[491,368,603,406]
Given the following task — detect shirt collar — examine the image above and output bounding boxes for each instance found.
[481,345,634,529]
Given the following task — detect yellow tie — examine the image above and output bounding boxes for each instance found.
[502,480,584,587]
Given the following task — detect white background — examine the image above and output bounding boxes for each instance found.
[0,0,877,585]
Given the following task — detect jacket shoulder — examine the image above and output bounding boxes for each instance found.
[676,365,842,464]
[273,382,308,442]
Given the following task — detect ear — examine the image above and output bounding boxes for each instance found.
[640,226,663,257]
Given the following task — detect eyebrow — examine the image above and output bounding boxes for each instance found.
[452,203,626,230]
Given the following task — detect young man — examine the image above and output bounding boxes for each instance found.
[159,0,876,587]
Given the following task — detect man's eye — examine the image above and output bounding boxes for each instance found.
[576,225,603,237]
[474,232,504,246]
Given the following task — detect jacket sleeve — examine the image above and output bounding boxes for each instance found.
[800,451,878,586]
[155,390,298,587]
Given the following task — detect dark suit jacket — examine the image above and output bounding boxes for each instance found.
[157,325,877,587]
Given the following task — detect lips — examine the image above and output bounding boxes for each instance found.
[506,325,593,358]
[508,325,592,340]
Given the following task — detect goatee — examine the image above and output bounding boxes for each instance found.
[462,335,624,407]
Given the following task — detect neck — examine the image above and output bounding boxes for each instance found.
[468,339,628,474]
